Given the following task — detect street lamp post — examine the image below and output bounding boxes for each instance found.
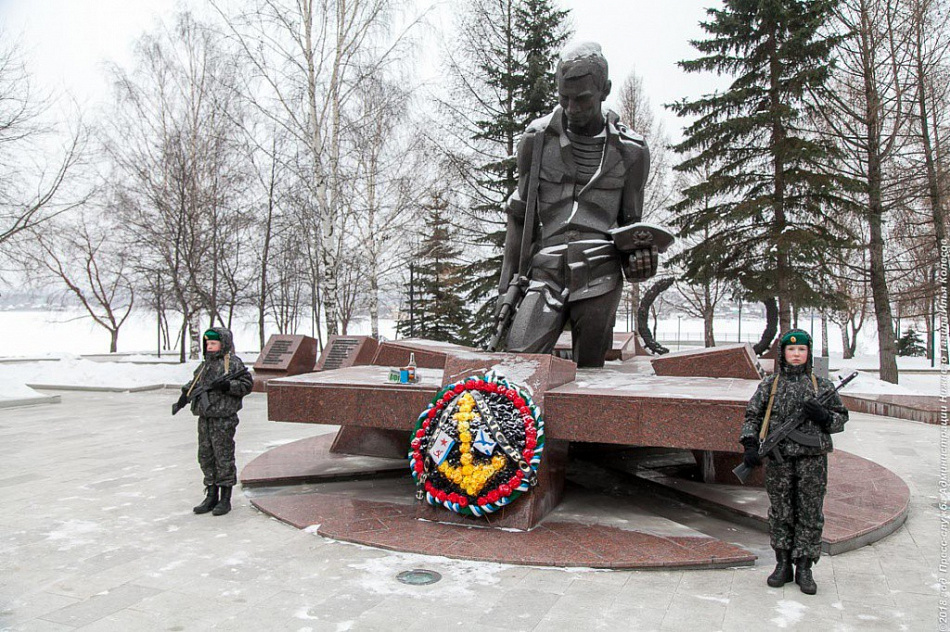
[737,300,742,344]
[677,315,683,351]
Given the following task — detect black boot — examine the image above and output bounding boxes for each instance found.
[193,485,218,514]
[212,486,232,516]
[795,558,817,595]
[767,549,793,587]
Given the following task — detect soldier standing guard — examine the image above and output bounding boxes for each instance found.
[739,329,848,594]
[496,42,657,368]
[181,327,254,516]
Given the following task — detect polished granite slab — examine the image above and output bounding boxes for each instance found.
[267,358,760,453]
[635,449,909,555]
[248,490,756,569]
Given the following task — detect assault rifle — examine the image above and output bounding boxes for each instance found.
[488,274,528,352]
[172,366,250,416]
[733,371,858,484]
[487,126,544,353]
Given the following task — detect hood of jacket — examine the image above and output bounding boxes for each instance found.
[204,326,234,359]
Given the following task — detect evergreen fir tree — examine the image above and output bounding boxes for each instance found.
[896,327,926,357]
[669,0,857,333]
[396,194,474,344]
[453,0,571,345]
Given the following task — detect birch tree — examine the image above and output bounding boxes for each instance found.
[0,35,88,249]
[212,0,418,342]
[104,13,247,360]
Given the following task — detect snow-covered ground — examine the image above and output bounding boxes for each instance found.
[0,306,914,357]
[0,349,940,405]
[0,355,201,402]
[0,308,942,402]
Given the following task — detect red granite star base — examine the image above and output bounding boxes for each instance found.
[248,339,912,568]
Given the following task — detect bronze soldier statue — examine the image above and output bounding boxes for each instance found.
[495,42,658,368]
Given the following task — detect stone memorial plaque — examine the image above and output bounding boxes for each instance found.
[370,339,474,369]
[620,331,649,358]
[314,335,378,372]
[554,331,641,362]
[650,344,764,380]
[252,334,318,392]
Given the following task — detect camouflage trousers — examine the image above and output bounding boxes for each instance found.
[765,453,828,562]
[197,415,239,487]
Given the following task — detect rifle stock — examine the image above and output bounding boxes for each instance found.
[732,462,753,485]
[487,276,525,352]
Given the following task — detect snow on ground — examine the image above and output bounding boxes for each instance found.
[0,307,895,357]
[0,354,199,395]
[831,370,923,396]
[832,355,943,397]
[0,308,943,400]
[0,380,48,401]
[0,308,390,356]
[835,355,940,371]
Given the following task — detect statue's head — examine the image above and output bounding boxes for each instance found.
[556,42,611,135]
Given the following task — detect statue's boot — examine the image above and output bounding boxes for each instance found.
[193,485,218,514]
[795,559,817,595]
[212,486,232,516]
[767,549,793,587]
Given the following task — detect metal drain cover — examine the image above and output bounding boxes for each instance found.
[396,569,442,585]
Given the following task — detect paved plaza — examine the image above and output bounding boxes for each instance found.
[0,389,942,631]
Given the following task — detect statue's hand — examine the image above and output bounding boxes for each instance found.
[623,246,658,282]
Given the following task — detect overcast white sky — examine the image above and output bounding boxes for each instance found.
[1,0,727,139]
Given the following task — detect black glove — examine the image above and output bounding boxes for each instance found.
[213,380,232,393]
[742,443,762,468]
[804,398,830,427]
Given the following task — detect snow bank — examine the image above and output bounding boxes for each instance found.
[832,369,942,397]
[0,381,48,400]
[0,355,199,396]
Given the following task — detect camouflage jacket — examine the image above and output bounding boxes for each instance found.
[182,327,254,418]
[740,367,848,457]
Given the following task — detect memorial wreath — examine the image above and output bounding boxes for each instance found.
[408,371,544,516]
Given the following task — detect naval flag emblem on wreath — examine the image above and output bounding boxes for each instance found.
[409,371,545,516]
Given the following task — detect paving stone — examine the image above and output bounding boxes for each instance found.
[0,390,941,630]
[39,583,160,627]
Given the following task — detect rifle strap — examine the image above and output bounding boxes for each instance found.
[225,354,231,373]
[758,374,780,441]
[811,372,818,394]
[186,363,206,398]
[517,129,545,280]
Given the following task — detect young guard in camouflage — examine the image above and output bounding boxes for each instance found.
[182,327,254,516]
[739,329,848,595]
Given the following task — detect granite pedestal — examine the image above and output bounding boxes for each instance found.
[248,340,911,568]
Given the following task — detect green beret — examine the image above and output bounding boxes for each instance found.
[780,330,811,347]
[203,329,221,341]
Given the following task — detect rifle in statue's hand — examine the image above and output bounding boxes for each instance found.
[487,127,545,353]
[172,367,250,415]
[733,371,858,484]
[488,275,528,352]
